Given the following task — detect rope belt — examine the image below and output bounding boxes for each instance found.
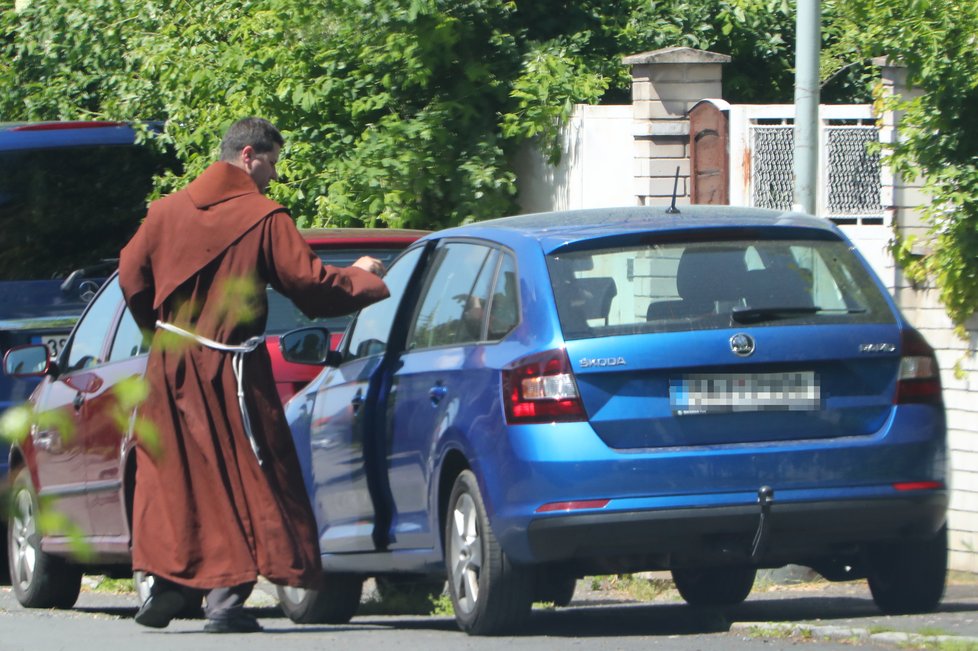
[156,320,266,466]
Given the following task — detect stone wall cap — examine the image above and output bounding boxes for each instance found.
[872,56,905,68]
[623,47,732,65]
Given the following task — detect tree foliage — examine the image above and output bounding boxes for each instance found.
[0,0,809,230]
[830,0,978,332]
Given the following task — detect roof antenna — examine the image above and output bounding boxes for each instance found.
[665,166,681,214]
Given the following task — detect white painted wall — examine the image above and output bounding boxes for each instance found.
[515,105,635,214]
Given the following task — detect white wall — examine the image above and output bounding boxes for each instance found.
[514,105,635,214]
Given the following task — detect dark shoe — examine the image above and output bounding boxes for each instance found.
[203,612,263,634]
[135,589,187,629]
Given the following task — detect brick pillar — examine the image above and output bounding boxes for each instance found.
[874,57,928,258]
[623,47,730,206]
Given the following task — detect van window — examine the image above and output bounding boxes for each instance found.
[0,143,172,280]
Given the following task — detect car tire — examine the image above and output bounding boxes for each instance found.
[7,467,82,608]
[867,525,947,615]
[533,571,576,607]
[0,522,10,585]
[375,574,445,603]
[133,570,205,618]
[672,565,756,607]
[444,470,533,635]
[276,574,363,624]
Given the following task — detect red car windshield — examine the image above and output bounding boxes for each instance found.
[264,247,405,335]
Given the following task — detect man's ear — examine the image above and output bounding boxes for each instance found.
[240,145,256,166]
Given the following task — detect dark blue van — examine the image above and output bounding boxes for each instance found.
[0,121,172,506]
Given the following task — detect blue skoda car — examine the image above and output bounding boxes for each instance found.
[278,206,947,635]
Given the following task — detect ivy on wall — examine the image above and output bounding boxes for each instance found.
[829,0,978,334]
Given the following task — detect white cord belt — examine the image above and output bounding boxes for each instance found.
[156,320,266,465]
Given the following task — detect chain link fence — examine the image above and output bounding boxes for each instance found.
[749,120,882,223]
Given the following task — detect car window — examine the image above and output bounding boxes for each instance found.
[264,247,406,336]
[63,276,124,371]
[406,242,495,350]
[108,307,149,361]
[548,237,894,340]
[487,252,519,340]
[344,246,424,361]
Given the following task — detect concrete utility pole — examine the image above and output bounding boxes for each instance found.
[793,0,820,215]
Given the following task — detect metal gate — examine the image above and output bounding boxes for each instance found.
[723,104,893,287]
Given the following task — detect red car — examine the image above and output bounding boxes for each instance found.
[1,228,424,610]
[266,228,425,403]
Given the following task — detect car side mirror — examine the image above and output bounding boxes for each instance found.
[3,344,51,378]
[279,326,339,366]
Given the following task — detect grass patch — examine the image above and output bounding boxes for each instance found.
[86,575,135,594]
[431,592,454,616]
[359,588,442,616]
[589,574,675,602]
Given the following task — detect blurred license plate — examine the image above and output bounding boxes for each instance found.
[31,333,69,360]
[670,371,820,415]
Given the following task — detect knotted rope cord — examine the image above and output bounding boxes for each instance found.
[155,320,265,465]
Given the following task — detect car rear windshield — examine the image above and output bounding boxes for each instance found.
[264,247,406,335]
[0,144,173,280]
[548,236,895,340]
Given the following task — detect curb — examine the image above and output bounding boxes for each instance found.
[731,621,978,648]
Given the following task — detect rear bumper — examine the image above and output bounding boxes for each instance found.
[523,492,947,568]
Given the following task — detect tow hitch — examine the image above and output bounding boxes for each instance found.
[750,485,774,562]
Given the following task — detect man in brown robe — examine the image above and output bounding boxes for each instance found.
[118,118,389,633]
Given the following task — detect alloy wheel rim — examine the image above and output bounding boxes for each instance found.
[449,492,482,615]
[133,571,154,604]
[11,488,37,592]
[281,585,307,604]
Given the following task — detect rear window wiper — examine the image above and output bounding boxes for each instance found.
[731,305,823,324]
[731,305,868,323]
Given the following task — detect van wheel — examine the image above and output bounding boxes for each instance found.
[445,470,532,635]
[276,574,363,624]
[672,566,756,607]
[7,467,82,608]
[868,525,947,614]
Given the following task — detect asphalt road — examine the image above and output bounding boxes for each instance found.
[3,574,978,651]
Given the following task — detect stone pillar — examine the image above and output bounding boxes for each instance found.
[874,57,928,258]
[622,47,730,206]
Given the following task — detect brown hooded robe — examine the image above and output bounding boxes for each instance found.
[118,162,389,589]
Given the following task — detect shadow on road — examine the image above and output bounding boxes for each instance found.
[68,585,978,639]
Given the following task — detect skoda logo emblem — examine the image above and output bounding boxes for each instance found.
[730,333,755,357]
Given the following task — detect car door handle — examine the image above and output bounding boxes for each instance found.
[351,389,364,414]
[429,382,448,406]
[72,392,85,411]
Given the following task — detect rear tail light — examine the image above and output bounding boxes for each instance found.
[893,481,944,491]
[503,349,586,424]
[895,329,943,405]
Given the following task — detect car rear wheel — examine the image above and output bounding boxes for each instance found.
[445,470,533,635]
[276,574,363,624]
[7,467,82,608]
[867,525,947,615]
[672,565,756,607]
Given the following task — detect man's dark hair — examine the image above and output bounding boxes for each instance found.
[219,117,284,161]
